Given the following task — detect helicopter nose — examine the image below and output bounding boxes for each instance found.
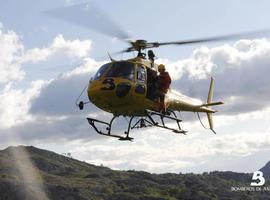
[88,79,133,109]
[115,82,131,98]
[88,83,103,103]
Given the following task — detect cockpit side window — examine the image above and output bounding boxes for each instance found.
[106,61,134,81]
[137,65,146,83]
[94,63,110,80]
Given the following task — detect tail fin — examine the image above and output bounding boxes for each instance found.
[207,113,216,134]
[199,78,223,107]
[206,77,221,134]
[207,77,214,104]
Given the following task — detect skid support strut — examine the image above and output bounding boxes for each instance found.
[87,109,186,141]
[87,116,134,141]
[143,109,187,134]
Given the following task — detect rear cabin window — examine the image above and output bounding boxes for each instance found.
[137,65,146,83]
[94,63,110,80]
[106,61,135,81]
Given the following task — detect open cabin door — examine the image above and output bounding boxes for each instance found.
[134,64,147,99]
[146,67,157,101]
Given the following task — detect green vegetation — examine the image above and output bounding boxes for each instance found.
[0,146,269,200]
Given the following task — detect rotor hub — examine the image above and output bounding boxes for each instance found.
[130,40,148,51]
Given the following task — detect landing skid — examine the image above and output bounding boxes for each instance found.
[86,109,187,141]
[87,117,134,141]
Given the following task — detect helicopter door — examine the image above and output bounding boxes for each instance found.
[146,68,157,101]
[134,65,147,100]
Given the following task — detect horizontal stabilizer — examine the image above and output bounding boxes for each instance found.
[199,101,224,107]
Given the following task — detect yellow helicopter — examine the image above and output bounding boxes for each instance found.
[46,3,269,141]
[76,39,224,141]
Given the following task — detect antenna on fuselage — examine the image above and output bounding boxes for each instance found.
[107,52,116,62]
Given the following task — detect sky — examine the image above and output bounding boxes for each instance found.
[1,0,270,174]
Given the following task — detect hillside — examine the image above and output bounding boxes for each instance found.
[260,160,270,179]
[0,146,269,200]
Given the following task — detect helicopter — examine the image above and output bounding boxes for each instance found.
[80,41,223,141]
[46,3,270,141]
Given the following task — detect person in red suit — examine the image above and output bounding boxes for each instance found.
[156,64,171,114]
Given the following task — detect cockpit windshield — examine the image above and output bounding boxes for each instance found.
[93,63,110,80]
[106,61,135,81]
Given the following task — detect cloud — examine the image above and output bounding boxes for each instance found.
[0,23,93,117]
[163,38,270,114]
[0,24,92,85]
[30,58,104,116]
[0,56,109,144]
[67,126,270,173]
[0,29,25,83]
[19,34,92,64]
[0,115,99,145]
[0,81,44,128]
[0,24,98,143]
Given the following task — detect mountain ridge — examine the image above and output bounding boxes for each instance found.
[0,145,269,200]
[260,160,270,179]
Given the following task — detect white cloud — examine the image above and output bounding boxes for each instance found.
[66,126,270,173]
[63,57,104,78]
[0,24,92,84]
[0,29,25,83]
[0,81,44,128]
[30,58,105,116]
[0,24,101,148]
[0,24,94,128]
[165,38,270,81]
[20,34,92,64]
[162,38,270,114]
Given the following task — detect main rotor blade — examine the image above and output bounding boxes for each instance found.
[44,3,130,40]
[154,29,270,47]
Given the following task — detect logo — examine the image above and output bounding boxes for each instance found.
[250,171,265,186]
[231,170,269,192]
